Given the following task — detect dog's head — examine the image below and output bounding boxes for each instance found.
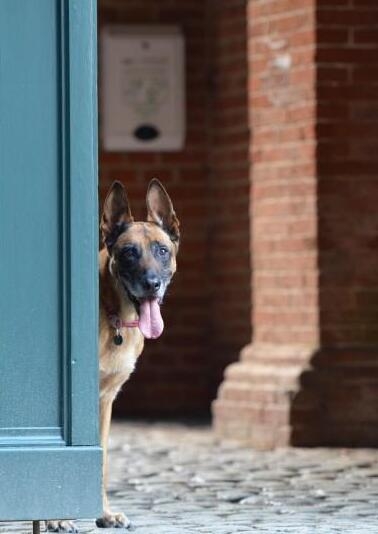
[101,179,180,339]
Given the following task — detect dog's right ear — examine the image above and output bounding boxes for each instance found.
[101,181,133,250]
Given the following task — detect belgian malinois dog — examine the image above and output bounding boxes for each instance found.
[46,179,179,532]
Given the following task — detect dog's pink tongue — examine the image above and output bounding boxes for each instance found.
[139,298,164,339]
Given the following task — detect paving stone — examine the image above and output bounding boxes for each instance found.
[1,421,378,533]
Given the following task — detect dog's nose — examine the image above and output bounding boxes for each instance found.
[143,274,161,293]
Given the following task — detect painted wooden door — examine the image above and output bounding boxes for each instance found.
[0,0,101,521]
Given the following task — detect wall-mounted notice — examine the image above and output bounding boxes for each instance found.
[101,25,185,151]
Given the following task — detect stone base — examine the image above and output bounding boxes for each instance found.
[212,343,378,448]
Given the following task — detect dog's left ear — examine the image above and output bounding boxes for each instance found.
[146,179,180,244]
[101,181,134,249]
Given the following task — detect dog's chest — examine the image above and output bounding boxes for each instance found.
[99,325,144,378]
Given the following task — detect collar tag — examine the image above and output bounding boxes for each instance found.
[113,328,123,346]
[106,312,139,346]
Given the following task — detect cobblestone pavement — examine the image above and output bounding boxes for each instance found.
[1,421,378,533]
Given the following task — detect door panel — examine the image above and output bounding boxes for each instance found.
[0,0,101,520]
[0,0,62,445]
[0,448,101,521]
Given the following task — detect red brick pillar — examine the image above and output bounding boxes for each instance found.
[213,0,378,447]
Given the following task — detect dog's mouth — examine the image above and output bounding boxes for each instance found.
[121,283,164,339]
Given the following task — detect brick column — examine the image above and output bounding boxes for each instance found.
[213,0,378,447]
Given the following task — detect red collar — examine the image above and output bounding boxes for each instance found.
[107,313,139,347]
[102,302,139,330]
[108,314,139,329]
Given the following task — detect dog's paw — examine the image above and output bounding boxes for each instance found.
[95,511,131,529]
[45,520,78,533]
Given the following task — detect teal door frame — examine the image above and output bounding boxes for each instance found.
[0,0,101,521]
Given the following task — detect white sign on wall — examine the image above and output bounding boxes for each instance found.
[101,25,185,151]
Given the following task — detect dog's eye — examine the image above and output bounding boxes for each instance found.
[159,246,168,256]
[121,246,138,259]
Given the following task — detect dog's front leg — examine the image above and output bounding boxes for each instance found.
[96,396,130,529]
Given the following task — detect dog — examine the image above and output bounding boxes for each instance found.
[46,179,179,532]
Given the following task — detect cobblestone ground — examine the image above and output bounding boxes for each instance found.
[1,421,378,533]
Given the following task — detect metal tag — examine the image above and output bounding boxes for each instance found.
[113,328,123,346]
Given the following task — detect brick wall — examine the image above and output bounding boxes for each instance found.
[317,0,378,347]
[214,0,378,448]
[98,0,251,416]
[309,0,378,445]
[207,0,251,397]
[99,0,378,443]
[99,0,210,416]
